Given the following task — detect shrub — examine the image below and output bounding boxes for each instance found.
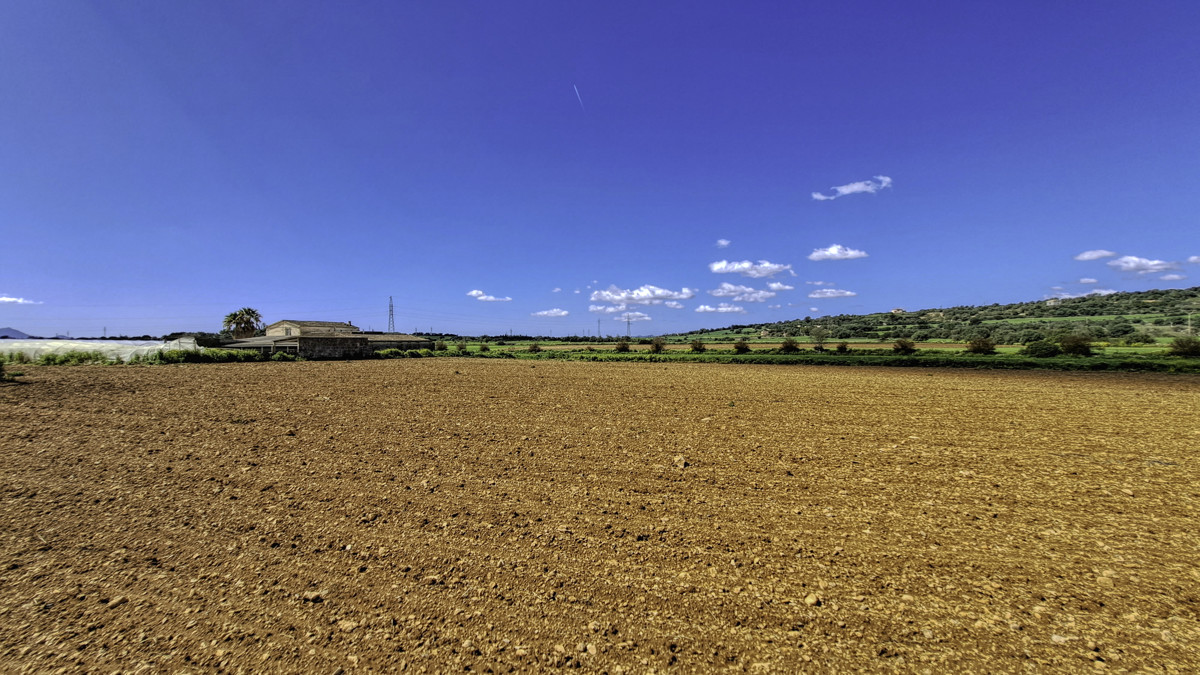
[892,339,918,355]
[405,350,423,358]
[1058,334,1094,356]
[965,337,997,355]
[478,342,490,352]
[376,348,405,359]
[434,340,448,351]
[809,326,828,349]
[1122,331,1157,346]
[270,351,299,361]
[1167,336,1200,357]
[37,350,111,366]
[648,337,666,354]
[528,342,542,353]
[1021,341,1062,358]
[614,338,631,353]
[690,339,707,353]
[205,349,261,362]
[780,337,800,354]
[455,341,468,353]
[835,342,850,354]
[732,339,751,354]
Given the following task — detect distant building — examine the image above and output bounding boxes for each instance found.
[890,308,906,314]
[226,319,432,359]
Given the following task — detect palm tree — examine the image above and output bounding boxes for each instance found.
[222,307,263,339]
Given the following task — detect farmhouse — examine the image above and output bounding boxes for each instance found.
[223,320,433,359]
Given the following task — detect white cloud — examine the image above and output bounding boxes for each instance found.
[767,282,794,291]
[589,304,628,314]
[1106,255,1178,274]
[768,304,782,309]
[1188,256,1200,264]
[716,239,731,248]
[805,281,832,286]
[695,303,746,314]
[812,175,892,201]
[1048,289,1118,299]
[590,284,696,305]
[810,307,820,312]
[532,308,569,317]
[616,312,651,322]
[709,282,776,302]
[0,295,41,304]
[808,288,857,299]
[467,289,512,302]
[1074,249,1116,261]
[664,301,685,309]
[808,244,868,261]
[709,259,793,278]
[1078,278,1098,284]
[1160,274,1187,282]
[552,287,562,293]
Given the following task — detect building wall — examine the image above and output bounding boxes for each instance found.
[266,322,299,337]
[297,337,370,359]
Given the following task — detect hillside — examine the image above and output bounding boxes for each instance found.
[682,287,1200,344]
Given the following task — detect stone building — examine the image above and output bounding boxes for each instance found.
[224,319,433,359]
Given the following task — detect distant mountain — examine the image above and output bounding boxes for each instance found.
[0,327,31,339]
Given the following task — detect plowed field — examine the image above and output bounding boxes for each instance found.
[2,360,1198,673]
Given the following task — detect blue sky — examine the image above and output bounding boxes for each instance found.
[2,1,1198,337]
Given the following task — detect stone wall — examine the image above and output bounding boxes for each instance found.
[296,337,370,359]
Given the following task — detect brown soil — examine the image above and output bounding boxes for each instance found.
[2,360,1197,673]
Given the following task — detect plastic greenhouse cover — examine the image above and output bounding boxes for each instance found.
[0,337,199,361]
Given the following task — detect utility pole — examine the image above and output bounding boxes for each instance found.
[597,319,602,340]
[626,316,632,337]
[388,297,395,333]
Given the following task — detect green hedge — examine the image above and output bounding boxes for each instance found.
[36,351,115,366]
[129,349,266,364]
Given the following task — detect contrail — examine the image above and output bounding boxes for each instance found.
[573,84,585,112]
